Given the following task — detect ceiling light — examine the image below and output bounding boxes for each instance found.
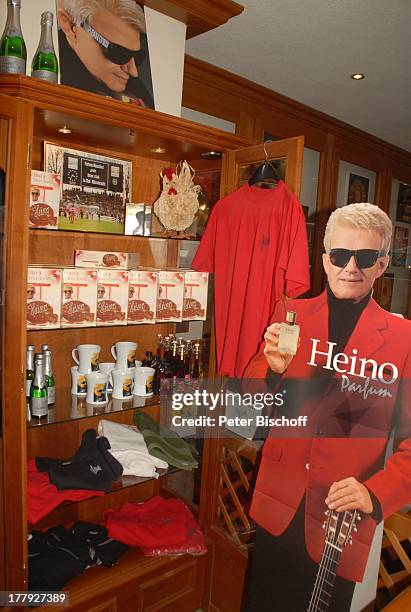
[58,125,72,134]
[150,147,166,154]
[200,150,222,160]
[350,73,366,80]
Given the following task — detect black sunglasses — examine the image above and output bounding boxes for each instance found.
[82,22,146,66]
[328,248,385,269]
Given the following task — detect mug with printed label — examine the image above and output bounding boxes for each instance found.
[72,344,101,374]
[86,372,108,405]
[112,368,134,399]
[133,366,155,396]
[99,362,115,393]
[71,365,87,396]
[111,341,137,370]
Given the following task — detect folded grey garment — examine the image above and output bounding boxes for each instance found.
[134,411,199,470]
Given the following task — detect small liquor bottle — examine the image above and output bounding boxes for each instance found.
[156,334,163,360]
[278,311,300,355]
[184,340,192,382]
[0,0,26,75]
[31,11,58,83]
[26,345,35,400]
[176,345,186,380]
[171,341,178,384]
[41,344,49,354]
[43,349,55,405]
[30,354,48,419]
[192,343,201,379]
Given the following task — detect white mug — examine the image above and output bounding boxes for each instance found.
[86,372,108,405]
[112,368,135,399]
[99,362,115,393]
[71,366,87,396]
[133,366,155,396]
[111,341,137,370]
[72,344,101,374]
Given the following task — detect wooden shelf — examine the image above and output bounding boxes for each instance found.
[31,544,208,612]
[27,388,161,429]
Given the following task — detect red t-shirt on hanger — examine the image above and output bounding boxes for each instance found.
[192,181,310,378]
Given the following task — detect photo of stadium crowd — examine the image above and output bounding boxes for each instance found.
[44,143,132,234]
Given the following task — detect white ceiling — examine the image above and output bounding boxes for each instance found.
[186,0,411,152]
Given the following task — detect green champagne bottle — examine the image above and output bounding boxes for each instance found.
[26,345,35,400]
[31,11,58,83]
[0,0,26,74]
[30,353,48,418]
[43,349,55,405]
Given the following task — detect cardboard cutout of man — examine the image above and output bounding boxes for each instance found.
[243,203,411,611]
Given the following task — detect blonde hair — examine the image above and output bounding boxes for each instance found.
[57,0,146,32]
[324,203,392,254]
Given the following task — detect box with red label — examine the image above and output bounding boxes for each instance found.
[156,270,184,322]
[96,269,129,326]
[75,250,139,270]
[61,268,98,328]
[29,170,60,230]
[183,271,209,321]
[127,270,158,324]
[27,267,62,329]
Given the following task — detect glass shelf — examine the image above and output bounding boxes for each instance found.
[27,388,160,429]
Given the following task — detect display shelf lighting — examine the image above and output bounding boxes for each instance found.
[150,147,166,154]
[201,150,222,160]
[58,125,72,134]
[350,73,366,80]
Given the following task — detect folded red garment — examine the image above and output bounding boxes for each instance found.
[103,495,206,552]
[27,459,104,524]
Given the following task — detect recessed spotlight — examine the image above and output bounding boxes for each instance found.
[200,150,222,160]
[58,125,72,134]
[350,73,366,80]
[150,147,166,154]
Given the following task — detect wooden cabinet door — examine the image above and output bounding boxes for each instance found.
[0,93,32,590]
[222,136,305,198]
[205,136,305,612]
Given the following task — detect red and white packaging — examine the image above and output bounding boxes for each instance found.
[96,269,129,326]
[127,270,158,324]
[29,170,60,230]
[61,268,98,328]
[183,271,209,321]
[156,271,184,322]
[75,250,138,270]
[27,267,62,329]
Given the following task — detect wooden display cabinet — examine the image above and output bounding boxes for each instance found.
[0,76,304,611]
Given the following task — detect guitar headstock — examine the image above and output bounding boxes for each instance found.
[323,508,361,549]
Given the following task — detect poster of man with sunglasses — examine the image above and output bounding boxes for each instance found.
[243,203,411,611]
[56,0,154,107]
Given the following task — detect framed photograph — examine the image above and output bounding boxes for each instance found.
[44,142,132,235]
[56,1,155,109]
[391,225,409,267]
[396,183,411,224]
[345,172,370,205]
[379,273,394,311]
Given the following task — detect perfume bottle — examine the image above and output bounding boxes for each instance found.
[278,311,299,355]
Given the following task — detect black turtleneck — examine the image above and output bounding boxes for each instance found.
[327,284,371,354]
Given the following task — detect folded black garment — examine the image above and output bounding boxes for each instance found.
[36,429,123,492]
[72,522,128,567]
[28,526,94,591]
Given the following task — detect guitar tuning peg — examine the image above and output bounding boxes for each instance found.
[322,522,327,529]
[324,510,329,516]
[357,515,362,521]
[349,538,353,545]
[353,527,358,533]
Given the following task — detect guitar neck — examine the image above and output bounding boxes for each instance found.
[307,541,343,612]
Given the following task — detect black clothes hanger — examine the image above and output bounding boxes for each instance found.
[248,141,281,188]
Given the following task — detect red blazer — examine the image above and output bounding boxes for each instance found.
[244,291,411,582]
